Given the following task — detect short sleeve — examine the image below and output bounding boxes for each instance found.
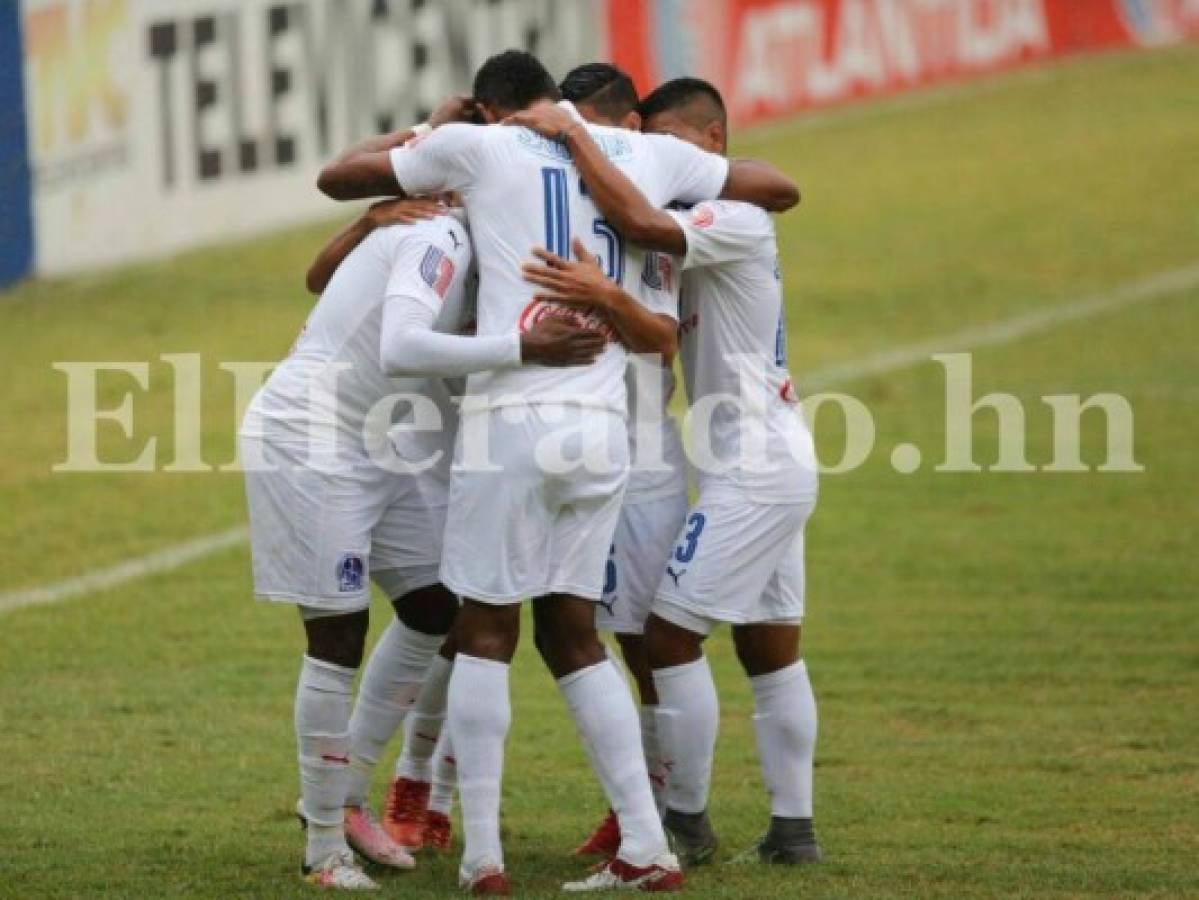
[644,133,730,206]
[667,200,774,270]
[636,251,682,321]
[388,123,483,196]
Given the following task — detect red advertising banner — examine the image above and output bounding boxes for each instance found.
[607,0,1199,125]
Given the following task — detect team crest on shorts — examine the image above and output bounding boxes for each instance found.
[336,554,365,593]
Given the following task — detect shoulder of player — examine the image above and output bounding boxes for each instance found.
[687,198,774,234]
[377,215,472,262]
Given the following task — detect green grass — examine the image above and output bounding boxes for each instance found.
[2,46,1198,898]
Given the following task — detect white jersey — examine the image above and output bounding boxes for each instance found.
[388,117,729,414]
[242,214,475,460]
[669,199,817,503]
[626,250,688,501]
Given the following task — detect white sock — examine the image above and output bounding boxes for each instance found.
[751,660,817,818]
[428,730,457,815]
[559,660,668,867]
[640,705,667,815]
[448,654,510,871]
[395,653,454,783]
[653,655,719,816]
[295,655,356,866]
[345,620,443,807]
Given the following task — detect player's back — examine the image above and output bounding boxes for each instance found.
[391,120,727,415]
[244,215,473,453]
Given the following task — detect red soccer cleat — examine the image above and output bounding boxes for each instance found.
[383,777,430,850]
[423,810,453,852]
[563,854,684,893]
[573,808,621,859]
[460,859,511,896]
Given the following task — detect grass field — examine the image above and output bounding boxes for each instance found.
[2,46,1198,898]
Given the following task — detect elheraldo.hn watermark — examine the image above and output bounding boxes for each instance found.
[50,352,1144,476]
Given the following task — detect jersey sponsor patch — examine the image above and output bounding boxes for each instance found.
[518,297,616,342]
[690,204,716,229]
[419,245,456,299]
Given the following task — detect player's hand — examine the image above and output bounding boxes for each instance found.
[520,317,608,367]
[523,239,618,310]
[363,198,443,228]
[428,94,479,128]
[502,100,579,141]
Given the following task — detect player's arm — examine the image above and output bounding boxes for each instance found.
[317,95,476,200]
[380,298,608,377]
[523,239,677,361]
[306,198,445,294]
[317,130,415,201]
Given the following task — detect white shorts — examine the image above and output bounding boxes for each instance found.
[652,479,815,636]
[439,406,629,604]
[597,487,689,636]
[241,435,446,613]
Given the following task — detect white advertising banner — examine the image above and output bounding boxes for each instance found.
[22,0,602,275]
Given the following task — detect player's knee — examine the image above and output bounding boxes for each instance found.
[532,597,605,678]
[394,583,459,636]
[456,601,520,663]
[644,613,704,670]
[303,610,370,669]
[732,623,801,678]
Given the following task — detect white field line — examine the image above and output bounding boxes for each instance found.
[1,262,1196,617]
[0,527,247,615]
[802,262,1199,392]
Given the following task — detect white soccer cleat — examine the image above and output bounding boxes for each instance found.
[562,853,684,892]
[302,849,379,891]
[458,857,511,895]
[344,805,416,869]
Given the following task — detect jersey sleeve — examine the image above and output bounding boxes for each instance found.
[636,251,682,322]
[381,220,470,313]
[388,123,483,195]
[644,133,730,206]
[667,200,774,270]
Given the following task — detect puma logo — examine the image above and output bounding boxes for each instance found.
[665,566,685,587]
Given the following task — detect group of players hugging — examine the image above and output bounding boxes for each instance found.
[240,48,819,894]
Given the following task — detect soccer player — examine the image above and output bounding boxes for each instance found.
[240,163,604,888]
[530,62,688,859]
[507,78,823,866]
[301,196,465,860]
[317,49,799,893]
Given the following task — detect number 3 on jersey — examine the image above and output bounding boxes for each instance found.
[541,166,624,279]
[674,513,706,564]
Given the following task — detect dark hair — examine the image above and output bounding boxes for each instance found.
[472,49,560,114]
[639,77,727,128]
[559,63,639,120]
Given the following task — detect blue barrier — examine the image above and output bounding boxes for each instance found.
[0,1,33,288]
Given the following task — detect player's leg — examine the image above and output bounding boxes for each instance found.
[241,434,378,889]
[423,726,458,851]
[384,619,457,850]
[574,488,688,859]
[732,517,822,864]
[294,607,379,889]
[341,582,454,865]
[446,599,521,894]
[438,408,549,895]
[643,610,720,866]
[534,595,682,893]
